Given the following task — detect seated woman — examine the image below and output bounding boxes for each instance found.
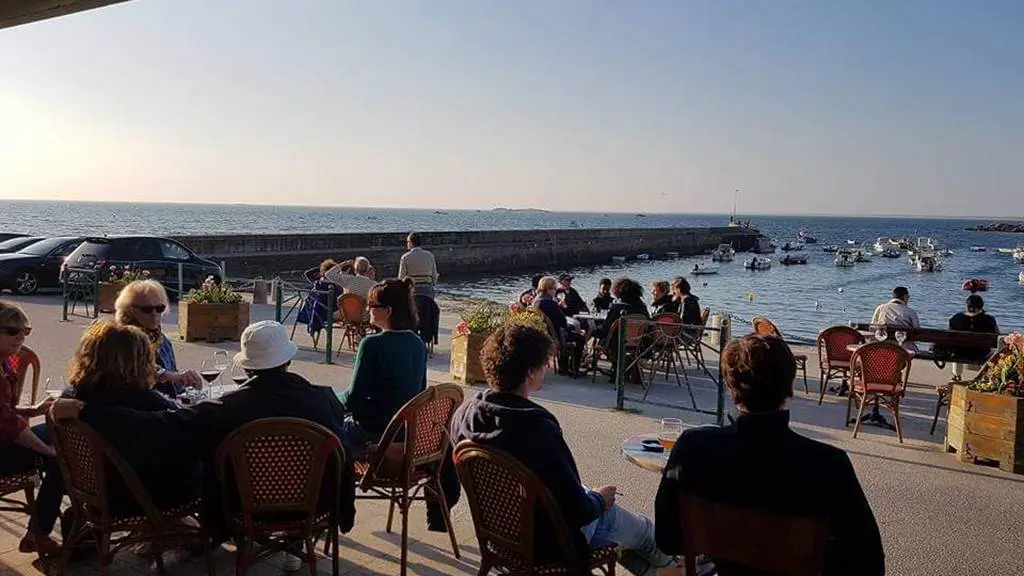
[303,258,338,285]
[654,335,884,576]
[670,277,702,327]
[532,276,586,374]
[115,280,202,398]
[650,280,679,315]
[598,277,649,342]
[0,302,58,555]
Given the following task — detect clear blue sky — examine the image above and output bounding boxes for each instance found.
[1,0,1021,216]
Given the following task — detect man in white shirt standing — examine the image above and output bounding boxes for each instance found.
[870,286,920,329]
[398,232,439,298]
[324,256,377,300]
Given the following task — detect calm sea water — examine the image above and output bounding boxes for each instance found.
[2,200,1022,339]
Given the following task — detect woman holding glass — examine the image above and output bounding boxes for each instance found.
[115,280,202,398]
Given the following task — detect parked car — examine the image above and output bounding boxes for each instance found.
[0,237,86,295]
[0,233,29,243]
[0,236,46,254]
[62,236,223,298]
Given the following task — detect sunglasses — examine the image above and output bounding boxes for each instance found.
[132,304,167,314]
[1,326,31,337]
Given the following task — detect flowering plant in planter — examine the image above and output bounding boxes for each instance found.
[107,265,151,286]
[453,300,550,337]
[966,333,1024,397]
[182,276,243,304]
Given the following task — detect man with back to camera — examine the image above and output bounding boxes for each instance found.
[398,232,439,298]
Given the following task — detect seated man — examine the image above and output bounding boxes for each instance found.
[556,274,590,316]
[944,294,999,379]
[451,325,677,575]
[654,335,884,576]
[324,256,377,299]
[592,278,613,312]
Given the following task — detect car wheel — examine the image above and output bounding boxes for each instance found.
[14,271,39,295]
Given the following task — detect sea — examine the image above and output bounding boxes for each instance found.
[2,200,1022,340]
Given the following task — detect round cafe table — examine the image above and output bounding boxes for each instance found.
[621,434,669,473]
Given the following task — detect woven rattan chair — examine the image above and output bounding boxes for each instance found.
[215,418,344,576]
[678,308,711,373]
[49,415,213,576]
[847,342,912,443]
[752,316,809,393]
[0,346,42,517]
[675,491,829,576]
[540,311,580,377]
[646,313,696,407]
[353,384,464,576]
[334,293,372,352]
[816,326,866,405]
[590,314,649,384]
[454,441,617,576]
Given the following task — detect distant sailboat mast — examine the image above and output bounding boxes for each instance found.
[729,188,740,226]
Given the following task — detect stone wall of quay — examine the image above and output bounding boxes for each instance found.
[172,226,761,280]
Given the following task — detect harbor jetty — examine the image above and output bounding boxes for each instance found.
[966,221,1024,233]
[173,226,761,279]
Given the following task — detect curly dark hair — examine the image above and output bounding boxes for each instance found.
[480,325,554,393]
[721,334,796,412]
[611,277,643,302]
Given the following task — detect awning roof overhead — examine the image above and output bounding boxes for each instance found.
[0,0,130,30]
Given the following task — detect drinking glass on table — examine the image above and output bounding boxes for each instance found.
[658,418,683,450]
[230,363,248,386]
[895,330,907,346]
[874,326,888,342]
[43,376,66,399]
[213,350,230,376]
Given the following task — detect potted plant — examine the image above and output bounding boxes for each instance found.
[99,265,150,313]
[946,333,1024,474]
[450,301,551,385]
[178,276,249,342]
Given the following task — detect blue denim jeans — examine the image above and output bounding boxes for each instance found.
[582,502,674,575]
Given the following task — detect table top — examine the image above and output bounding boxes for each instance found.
[621,434,669,473]
[575,313,608,322]
[847,343,915,357]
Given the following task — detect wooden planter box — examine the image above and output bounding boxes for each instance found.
[178,301,250,343]
[946,384,1024,474]
[97,282,122,313]
[451,333,489,385]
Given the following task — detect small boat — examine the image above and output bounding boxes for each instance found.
[834,250,856,268]
[636,213,647,218]
[822,245,839,253]
[970,246,987,252]
[853,250,873,263]
[997,247,1014,254]
[636,253,650,261]
[779,254,808,265]
[917,255,941,272]
[880,247,901,258]
[611,256,626,263]
[691,262,719,275]
[751,237,776,254]
[797,230,818,244]
[665,251,679,259]
[846,240,857,245]
[962,278,990,292]
[780,241,804,252]
[1014,248,1024,264]
[711,243,736,262]
[743,257,772,270]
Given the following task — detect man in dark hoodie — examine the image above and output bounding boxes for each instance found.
[451,325,677,575]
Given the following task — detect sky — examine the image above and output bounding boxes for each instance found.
[0,0,1021,217]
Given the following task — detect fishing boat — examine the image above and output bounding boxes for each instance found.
[711,244,736,262]
[611,256,626,263]
[916,255,941,272]
[779,254,808,265]
[751,237,776,254]
[962,278,990,292]
[846,240,857,245]
[873,237,903,252]
[834,250,856,268]
[822,245,839,253]
[853,250,873,263]
[743,256,772,270]
[636,253,650,261]
[691,262,719,275]
[797,230,818,244]
[997,248,1015,254]
[880,247,901,258]
[970,246,987,252]
[780,241,804,252]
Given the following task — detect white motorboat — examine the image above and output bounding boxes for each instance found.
[781,241,804,252]
[1014,248,1024,264]
[970,246,987,252]
[916,255,942,272]
[636,253,650,261]
[779,254,808,265]
[853,250,873,263]
[691,262,719,275]
[751,237,776,254]
[743,257,772,270]
[846,239,857,245]
[797,230,818,244]
[873,237,903,253]
[834,250,856,267]
[880,247,901,258]
[822,245,839,253]
[711,243,735,262]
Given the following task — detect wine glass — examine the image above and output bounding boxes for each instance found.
[658,418,683,450]
[895,330,907,346]
[230,363,248,386]
[43,376,66,400]
[874,326,888,342]
[213,351,230,378]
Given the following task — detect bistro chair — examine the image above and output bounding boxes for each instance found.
[674,491,829,576]
[847,342,913,443]
[816,326,866,405]
[215,418,344,576]
[353,384,464,576]
[454,441,618,576]
[334,293,372,352]
[0,346,42,518]
[751,316,809,392]
[49,415,213,576]
[541,312,580,377]
[590,314,649,384]
[678,308,711,377]
[646,313,696,408]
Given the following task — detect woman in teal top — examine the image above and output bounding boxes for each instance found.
[337,278,427,458]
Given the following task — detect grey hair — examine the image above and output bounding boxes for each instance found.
[354,257,371,275]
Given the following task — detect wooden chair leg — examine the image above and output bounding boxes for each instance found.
[235,536,253,576]
[845,392,854,428]
[801,362,809,393]
[386,489,397,533]
[930,388,947,436]
[852,392,868,439]
[57,515,84,576]
[97,531,112,576]
[893,399,904,444]
[305,536,317,576]
[331,522,340,576]
[818,371,828,406]
[399,495,410,576]
[429,479,460,558]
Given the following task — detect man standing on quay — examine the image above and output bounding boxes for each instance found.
[399,232,439,298]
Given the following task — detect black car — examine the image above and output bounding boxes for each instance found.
[0,233,29,243]
[0,237,86,294]
[0,236,45,254]
[62,236,223,297]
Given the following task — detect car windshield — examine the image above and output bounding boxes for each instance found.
[0,237,40,251]
[19,237,72,256]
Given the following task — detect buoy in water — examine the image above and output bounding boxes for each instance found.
[837,287,844,293]
[746,292,756,302]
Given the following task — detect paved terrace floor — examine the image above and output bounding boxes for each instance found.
[1,294,1022,576]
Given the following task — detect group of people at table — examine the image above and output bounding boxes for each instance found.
[522,274,703,376]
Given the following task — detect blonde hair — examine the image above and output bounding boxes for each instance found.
[537,276,558,295]
[0,301,30,329]
[114,280,169,325]
[68,320,156,395]
[652,280,670,295]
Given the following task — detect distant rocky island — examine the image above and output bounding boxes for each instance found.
[966,221,1024,233]
[492,207,550,213]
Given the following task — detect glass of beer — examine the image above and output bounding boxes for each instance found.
[658,418,683,450]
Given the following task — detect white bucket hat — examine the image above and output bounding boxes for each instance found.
[233,321,298,371]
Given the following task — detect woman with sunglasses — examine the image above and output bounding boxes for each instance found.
[0,302,61,554]
[115,280,203,398]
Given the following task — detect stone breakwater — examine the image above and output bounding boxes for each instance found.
[172,226,761,280]
[966,222,1024,233]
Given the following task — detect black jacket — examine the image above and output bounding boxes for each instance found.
[943,312,999,361]
[451,390,604,567]
[680,294,702,327]
[535,297,570,341]
[654,411,884,576]
[600,299,649,340]
[557,287,590,316]
[592,293,613,312]
[651,295,679,316]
